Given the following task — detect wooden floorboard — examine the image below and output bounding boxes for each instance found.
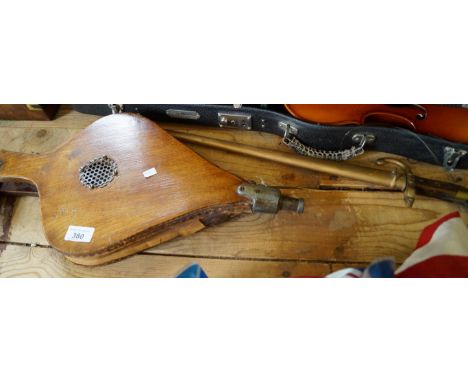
[0,244,331,278]
[4,189,465,265]
[1,105,467,277]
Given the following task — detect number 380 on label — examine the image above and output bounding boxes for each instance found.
[64,226,95,243]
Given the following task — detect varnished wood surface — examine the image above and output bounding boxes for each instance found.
[1,106,467,277]
[0,113,247,264]
[284,104,468,143]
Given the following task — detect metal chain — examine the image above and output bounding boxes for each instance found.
[282,131,366,161]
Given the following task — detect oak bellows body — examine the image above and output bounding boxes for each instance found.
[0,113,250,265]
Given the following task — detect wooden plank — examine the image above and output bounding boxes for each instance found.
[149,189,466,264]
[2,106,468,277]
[0,126,80,154]
[0,244,330,278]
[8,196,52,245]
[0,105,99,130]
[5,190,466,264]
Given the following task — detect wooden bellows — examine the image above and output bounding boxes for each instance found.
[0,114,250,265]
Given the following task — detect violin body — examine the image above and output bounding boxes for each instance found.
[284,104,468,144]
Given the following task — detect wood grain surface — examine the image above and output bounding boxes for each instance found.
[0,245,330,278]
[1,106,467,277]
[0,112,248,264]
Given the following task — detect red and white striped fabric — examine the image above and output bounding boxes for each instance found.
[327,211,468,278]
[395,211,468,277]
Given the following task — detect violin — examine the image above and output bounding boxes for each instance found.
[284,104,468,144]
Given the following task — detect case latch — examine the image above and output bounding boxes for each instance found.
[218,112,252,130]
[443,146,467,171]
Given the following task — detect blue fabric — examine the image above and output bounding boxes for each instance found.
[176,263,208,278]
[365,258,395,278]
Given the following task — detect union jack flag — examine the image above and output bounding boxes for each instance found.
[327,211,468,278]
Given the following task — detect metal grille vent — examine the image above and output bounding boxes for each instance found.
[79,155,118,189]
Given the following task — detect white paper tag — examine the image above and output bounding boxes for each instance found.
[64,226,95,243]
[143,167,157,178]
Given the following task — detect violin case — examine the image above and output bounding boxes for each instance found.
[72,104,468,170]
